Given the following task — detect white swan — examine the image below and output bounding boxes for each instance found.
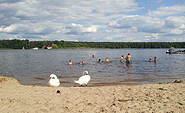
[48,74,60,87]
[74,71,91,86]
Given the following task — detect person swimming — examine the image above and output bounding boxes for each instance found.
[80,60,86,65]
[126,53,132,64]
[105,57,109,63]
[98,59,102,63]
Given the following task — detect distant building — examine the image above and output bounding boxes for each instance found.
[42,45,47,49]
[47,46,52,49]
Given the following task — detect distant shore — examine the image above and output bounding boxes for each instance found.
[1,39,185,49]
[0,76,185,113]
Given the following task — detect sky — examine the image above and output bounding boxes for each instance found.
[0,0,185,42]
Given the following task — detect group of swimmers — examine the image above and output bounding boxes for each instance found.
[68,59,86,66]
[97,57,110,63]
[68,53,134,66]
[119,53,132,64]
[149,56,157,63]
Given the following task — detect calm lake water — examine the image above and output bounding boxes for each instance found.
[0,49,185,87]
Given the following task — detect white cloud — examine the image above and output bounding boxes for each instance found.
[147,5,185,17]
[165,16,185,29]
[65,23,98,34]
[0,24,27,33]
[0,0,185,42]
[108,14,185,41]
[0,0,139,40]
[162,16,185,35]
[110,15,164,33]
[0,23,56,35]
[0,0,22,3]
[145,33,159,40]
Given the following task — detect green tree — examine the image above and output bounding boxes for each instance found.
[52,43,58,49]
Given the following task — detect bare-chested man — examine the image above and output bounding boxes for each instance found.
[126,53,132,64]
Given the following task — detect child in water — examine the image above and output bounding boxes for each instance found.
[120,55,125,63]
[105,57,109,63]
[149,58,152,62]
[80,60,86,65]
[68,60,72,65]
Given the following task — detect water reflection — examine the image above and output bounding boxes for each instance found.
[126,63,132,74]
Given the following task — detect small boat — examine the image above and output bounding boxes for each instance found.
[166,47,185,54]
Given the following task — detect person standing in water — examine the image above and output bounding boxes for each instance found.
[68,60,72,66]
[126,53,132,64]
[149,58,152,62]
[120,55,125,63]
[154,56,157,63]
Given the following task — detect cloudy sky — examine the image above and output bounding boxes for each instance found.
[0,0,185,42]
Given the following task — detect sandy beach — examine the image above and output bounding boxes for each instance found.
[0,76,185,113]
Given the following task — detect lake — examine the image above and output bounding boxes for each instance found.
[0,49,185,87]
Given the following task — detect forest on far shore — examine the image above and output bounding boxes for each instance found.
[0,39,185,49]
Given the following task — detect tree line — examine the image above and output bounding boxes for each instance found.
[0,39,184,49]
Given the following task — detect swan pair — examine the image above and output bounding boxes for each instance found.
[48,71,91,87]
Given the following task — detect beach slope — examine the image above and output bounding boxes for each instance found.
[0,76,185,113]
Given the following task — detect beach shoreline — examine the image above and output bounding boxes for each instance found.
[0,76,185,113]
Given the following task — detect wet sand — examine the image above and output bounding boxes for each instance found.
[0,76,185,113]
[19,75,183,87]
